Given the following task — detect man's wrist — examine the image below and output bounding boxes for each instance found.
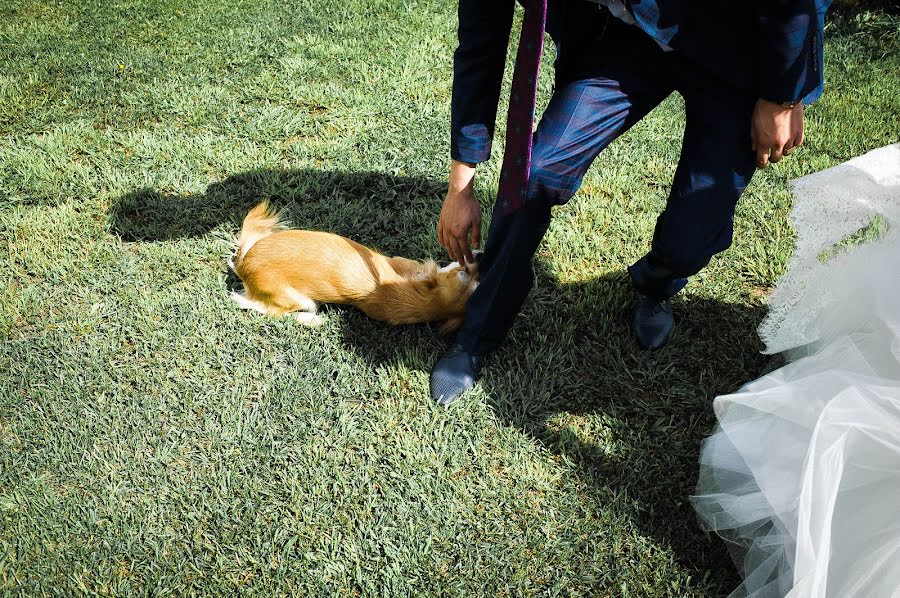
[760,97,802,110]
[448,160,477,196]
[452,159,477,169]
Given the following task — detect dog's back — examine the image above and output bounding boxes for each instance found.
[237,228,384,305]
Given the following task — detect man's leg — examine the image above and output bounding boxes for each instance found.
[431,72,671,405]
[628,61,758,349]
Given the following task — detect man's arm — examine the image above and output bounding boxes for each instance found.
[756,0,827,105]
[451,0,516,165]
[752,0,828,167]
[441,0,515,263]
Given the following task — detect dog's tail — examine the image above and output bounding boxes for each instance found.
[233,200,288,269]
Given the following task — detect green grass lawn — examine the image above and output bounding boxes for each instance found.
[2,1,898,595]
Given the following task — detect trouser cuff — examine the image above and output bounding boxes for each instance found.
[628,254,688,300]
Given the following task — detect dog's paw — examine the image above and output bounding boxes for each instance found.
[293,312,325,327]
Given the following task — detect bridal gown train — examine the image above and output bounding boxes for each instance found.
[691,144,900,598]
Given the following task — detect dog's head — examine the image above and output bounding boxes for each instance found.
[432,259,480,334]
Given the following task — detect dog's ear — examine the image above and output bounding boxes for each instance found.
[438,316,465,334]
[464,256,480,280]
[465,261,481,280]
[422,260,439,275]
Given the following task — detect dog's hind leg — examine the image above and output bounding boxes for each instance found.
[231,291,273,315]
[280,288,324,327]
[232,287,323,326]
[293,312,324,326]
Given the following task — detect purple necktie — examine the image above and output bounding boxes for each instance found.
[498,0,548,216]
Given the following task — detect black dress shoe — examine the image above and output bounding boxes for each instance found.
[633,292,675,350]
[430,344,484,406]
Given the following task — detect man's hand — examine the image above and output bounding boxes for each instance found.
[438,160,482,264]
[751,99,804,168]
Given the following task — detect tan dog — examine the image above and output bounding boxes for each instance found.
[230,201,478,332]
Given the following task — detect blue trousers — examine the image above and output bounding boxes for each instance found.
[456,8,757,356]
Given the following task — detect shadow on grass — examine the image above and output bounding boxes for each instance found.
[341,265,764,588]
[487,268,765,587]
[109,168,447,258]
[832,0,900,15]
[110,168,765,590]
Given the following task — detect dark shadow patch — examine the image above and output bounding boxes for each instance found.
[109,169,446,258]
[336,264,767,591]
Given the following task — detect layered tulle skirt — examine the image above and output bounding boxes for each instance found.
[692,145,900,597]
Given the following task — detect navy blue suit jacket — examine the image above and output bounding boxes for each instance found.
[451,0,830,164]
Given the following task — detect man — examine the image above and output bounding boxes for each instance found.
[431,0,829,405]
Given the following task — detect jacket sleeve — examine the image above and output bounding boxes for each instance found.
[756,0,830,104]
[451,0,516,164]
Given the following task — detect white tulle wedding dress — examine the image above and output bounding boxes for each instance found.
[691,144,900,598]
